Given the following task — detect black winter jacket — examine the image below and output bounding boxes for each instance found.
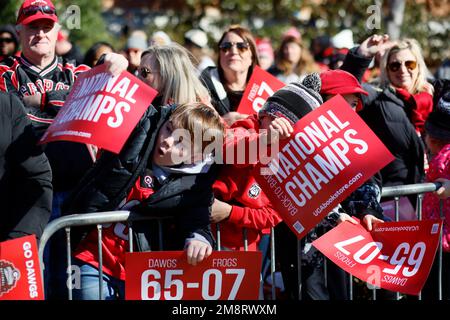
[200,66,244,115]
[63,104,217,251]
[0,92,52,241]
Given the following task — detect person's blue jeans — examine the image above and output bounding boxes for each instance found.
[44,191,70,299]
[72,259,125,300]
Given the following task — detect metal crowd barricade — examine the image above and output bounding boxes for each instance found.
[318,182,444,301]
[38,182,444,301]
[38,211,268,300]
[38,210,169,300]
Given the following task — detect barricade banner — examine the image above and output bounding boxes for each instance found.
[39,64,158,153]
[256,95,394,239]
[0,235,44,300]
[236,66,285,115]
[312,219,442,295]
[125,251,261,300]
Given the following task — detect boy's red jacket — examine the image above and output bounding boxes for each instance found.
[213,115,282,251]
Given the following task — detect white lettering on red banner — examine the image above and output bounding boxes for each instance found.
[0,236,43,300]
[39,64,158,154]
[256,95,394,239]
[237,66,285,115]
[312,219,442,295]
[125,251,261,300]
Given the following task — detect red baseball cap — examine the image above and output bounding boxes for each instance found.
[16,0,58,25]
[319,69,368,96]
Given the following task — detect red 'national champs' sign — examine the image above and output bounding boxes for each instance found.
[256,95,394,239]
[237,66,285,115]
[40,64,158,153]
[0,236,43,300]
[312,220,442,295]
[125,251,261,300]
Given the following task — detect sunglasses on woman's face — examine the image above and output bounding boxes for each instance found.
[219,41,249,53]
[388,60,417,72]
[139,67,159,78]
[0,38,14,44]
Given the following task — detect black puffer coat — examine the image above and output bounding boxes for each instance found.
[64,104,217,250]
[0,92,52,241]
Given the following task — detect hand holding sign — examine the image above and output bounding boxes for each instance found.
[312,219,442,295]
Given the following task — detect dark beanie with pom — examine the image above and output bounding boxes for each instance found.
[258,74,323,123]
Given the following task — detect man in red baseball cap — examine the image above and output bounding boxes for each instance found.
[0,1,130,299]
[14,0,60,76]
[16,0,58,25]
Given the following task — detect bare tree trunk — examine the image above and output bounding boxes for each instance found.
[386,0,406,40]
[272,0,281,20]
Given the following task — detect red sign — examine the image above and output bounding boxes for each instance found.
[0,236,44,300]
[312,219,442,295]
[39,64,158,153]
[256,95,394,239]
[237,66,285,115]
[125,251,262,300]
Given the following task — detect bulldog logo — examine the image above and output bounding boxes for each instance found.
[248,183,261,198]
[0,260,21,297]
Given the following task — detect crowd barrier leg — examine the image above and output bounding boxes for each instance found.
[97,224,104,300]
[65,227,73,300]
[270,227,276,300]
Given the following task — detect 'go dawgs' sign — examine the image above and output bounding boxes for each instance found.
[0,235,43,300]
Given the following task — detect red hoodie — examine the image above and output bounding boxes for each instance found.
[214,115,282,251]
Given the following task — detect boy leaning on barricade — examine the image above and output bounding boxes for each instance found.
[62,102,224,300]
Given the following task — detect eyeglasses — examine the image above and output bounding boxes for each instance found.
[0,38,14,44]
[388,60,417,72]
[20,5,57,17]
[139,67,158,78]
[219,41,250,53]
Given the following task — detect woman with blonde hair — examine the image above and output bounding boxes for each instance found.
[139,43,211,107]
[268,35,320,84]
[341,34,432,195]
[379,38,432,95]
[379,38,434,134]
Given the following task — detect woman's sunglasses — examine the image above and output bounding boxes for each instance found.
[388,60,417,72]
[219,41,249,53]
[139,67,158,78]
[0,38,14,44]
